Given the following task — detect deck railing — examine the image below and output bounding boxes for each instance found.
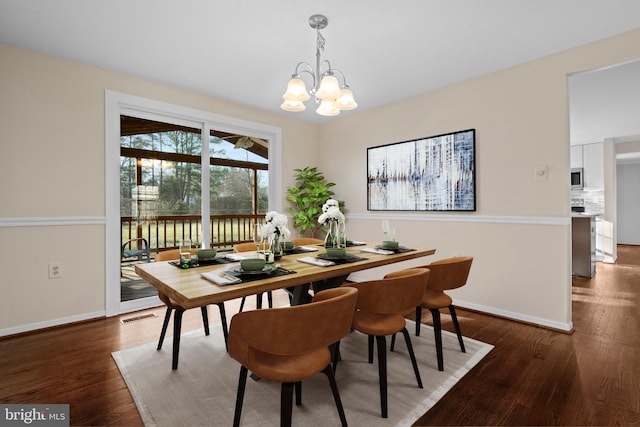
[121,214,265,254]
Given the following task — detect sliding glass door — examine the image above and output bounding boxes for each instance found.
[106,91,282,315]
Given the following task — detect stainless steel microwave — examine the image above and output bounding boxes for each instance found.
[571,167,583,190]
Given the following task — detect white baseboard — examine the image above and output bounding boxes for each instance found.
[453,299,573,332]
[346,273,573,332]
[0,311,105,337]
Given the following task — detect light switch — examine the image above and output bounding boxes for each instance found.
[535,164,548,180]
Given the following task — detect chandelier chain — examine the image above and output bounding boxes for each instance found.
[316,30,325,53]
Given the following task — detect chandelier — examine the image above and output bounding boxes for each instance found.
[280,14,358,116]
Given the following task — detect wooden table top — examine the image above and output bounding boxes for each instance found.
[136,245,436,309]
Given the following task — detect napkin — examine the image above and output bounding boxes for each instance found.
[201,270,242,285]
[297,256,335,267]
[225,253,247,261]
[360,247,395,255]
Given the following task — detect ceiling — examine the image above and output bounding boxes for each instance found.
[2,0,640,129]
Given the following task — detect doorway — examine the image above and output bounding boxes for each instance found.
[569,58,640,265]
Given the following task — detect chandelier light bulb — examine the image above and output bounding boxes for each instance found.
[282,77,310,102]
[316,99,340,116]
[280,99,306,112]
[315,75,342,100]
[336,88,357,110]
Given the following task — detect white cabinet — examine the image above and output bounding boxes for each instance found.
[570,145,583,169]
[583,142,604,189]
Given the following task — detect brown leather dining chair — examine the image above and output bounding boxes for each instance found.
[414,256,473,371]
[233,242,273,312]
[291,237,324,246]
[154,249,229,369]
[227,286,358,427]
[341,268,430,418]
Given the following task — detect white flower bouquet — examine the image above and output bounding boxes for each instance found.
[318,199,346,249]
[318,198,345,225]
[261,211,291,241]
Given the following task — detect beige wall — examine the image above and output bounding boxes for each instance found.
[2,27,640,334]
[0,42,316,333]
[318,28,640,330]
[617,140,640,154]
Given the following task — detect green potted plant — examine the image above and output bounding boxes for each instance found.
[285,166,344,238]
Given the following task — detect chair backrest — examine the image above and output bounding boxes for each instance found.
[345,268,429,314]
[291,237,324,246]
[154,248,196,262]
[228,287,358,356]
[233,242,268,253]
[423,256,473,291]
[152,249,195,307]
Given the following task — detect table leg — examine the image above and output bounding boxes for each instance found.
[290,275,350,305]
[172,309,184,370]
[290,284,311,306]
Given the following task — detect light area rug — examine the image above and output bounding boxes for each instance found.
[112,320,493,427]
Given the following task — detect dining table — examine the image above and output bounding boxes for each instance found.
[135,244,437,309]
[135,243,436,369]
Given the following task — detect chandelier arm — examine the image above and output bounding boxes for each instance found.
[318,59,332,76]
[293,61,314,75]
[298,69,317,91]
[290,62,318,92]
[328,68,349,88]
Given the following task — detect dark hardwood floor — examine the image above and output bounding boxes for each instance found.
[414,244,640,426]
[1,245,639,426]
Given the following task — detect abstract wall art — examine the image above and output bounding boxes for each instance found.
[367,129,476,211]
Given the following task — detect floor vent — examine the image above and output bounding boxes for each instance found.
[120,313,158,325]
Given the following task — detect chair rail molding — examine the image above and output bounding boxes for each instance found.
[346,213,569,226]
[0,216,106,227]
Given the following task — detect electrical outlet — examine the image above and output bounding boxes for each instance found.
[49,262,62,279]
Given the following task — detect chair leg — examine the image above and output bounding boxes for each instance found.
[281,382,294,427]
[430,308,444,371]
[322,364,348,427]
[375,335,388,418]
[172,308,185,370]
[200,305,210,336]
[256,293,263,309]
[239,296,247,312]
[390,333,396,352]
[267,291,273,308]
[217,303,229,351]
[294,381,302,406]
[233,366,248,427]
[157,306,172,350]
[401,327,423,388]
[415,306,422,336]
[449,305,466,353]
[368,335,374,363]
[331,341,341,374]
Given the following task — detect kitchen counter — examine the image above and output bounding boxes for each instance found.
[572,215,596,277]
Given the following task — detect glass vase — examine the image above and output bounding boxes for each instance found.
[270,234,283,260]
[324,221,346,249]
